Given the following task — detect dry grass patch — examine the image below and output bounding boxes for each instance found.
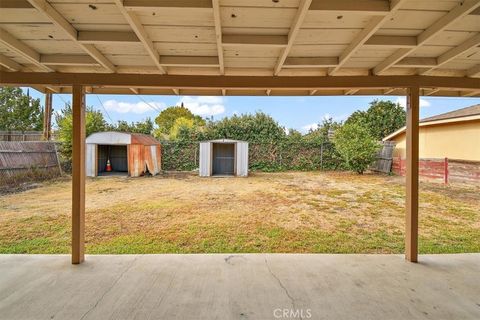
[1,171,479,254]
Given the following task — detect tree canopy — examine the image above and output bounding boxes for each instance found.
[333,122,380,174]
[345,100,406,140]
[154,104,205,138]
[112,118,154,135]
[0,87,43,131]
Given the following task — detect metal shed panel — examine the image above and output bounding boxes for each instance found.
[236,142,249,177]
[86,143,96,177]
[199,142,211,177]
[86,132,131,145]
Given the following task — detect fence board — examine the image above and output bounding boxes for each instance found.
[0,141,61,186]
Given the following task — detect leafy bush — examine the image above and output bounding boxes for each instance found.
[333,123,380,174]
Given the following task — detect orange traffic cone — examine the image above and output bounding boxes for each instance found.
[106,159,112,172]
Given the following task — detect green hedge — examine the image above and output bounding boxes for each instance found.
[161,141,342,172]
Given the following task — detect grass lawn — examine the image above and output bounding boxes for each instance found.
[0,171,479,254]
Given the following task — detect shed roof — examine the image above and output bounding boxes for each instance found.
[86,132,159,145]
[0,0,479,97]
[383,104,480,141]
[202,139,247,143]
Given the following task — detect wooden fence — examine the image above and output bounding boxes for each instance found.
[371,141,396,173]
[0,131,46,141]
[393,157,480,183]
[0,141,61,186]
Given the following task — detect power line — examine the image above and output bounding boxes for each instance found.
[134,93,162,113]
[95,94,114,124]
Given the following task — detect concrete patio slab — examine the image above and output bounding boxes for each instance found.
[0,254,479,320]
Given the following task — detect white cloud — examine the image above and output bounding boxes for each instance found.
[395,97,431,108]
[177,96,225,116]
[103,100,166,114]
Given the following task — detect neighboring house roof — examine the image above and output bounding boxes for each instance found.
[383,104,480,141]
[86,132,160,145]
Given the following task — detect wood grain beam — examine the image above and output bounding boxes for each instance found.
[374,0,480,75]
[283,57,338,68]
[274,0,312,75]
[328,0,406,75]
[310,0,389,14]
[223,35,288,47]
[396,57,437,68]
[123,0,212,10]
[467,64,480,77]
[160,56,219,67]
[0,28,53,72]
[2,72,479,91]
[40,55,98,66]
[212,0,224,74]
[27,0,116,72]
[405,86,419,263]
[364,35,417,48]
[419,33,480,75]
[71,85,85,264]
[114,0,166,74]
[0,54,22,71]
[78,31,139,44]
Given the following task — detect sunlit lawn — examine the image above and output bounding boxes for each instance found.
[1,171,479,254]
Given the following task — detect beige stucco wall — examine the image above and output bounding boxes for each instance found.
[391,119,480,161]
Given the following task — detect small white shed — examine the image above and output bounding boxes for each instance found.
[199,139,248,177]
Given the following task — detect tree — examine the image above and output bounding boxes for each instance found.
[55,104,108,166]
[345,100,406,140]
[154,104,205,137]
[333,122,380,174]
[205,112,286,143]
[112,118,154,134]
[0,87,43,131]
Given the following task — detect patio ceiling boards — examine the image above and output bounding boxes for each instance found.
[0,0,479,96]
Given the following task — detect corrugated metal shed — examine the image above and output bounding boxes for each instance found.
[86,132,161,177]
[199,139,248,177]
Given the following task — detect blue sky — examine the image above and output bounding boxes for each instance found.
[26,88,480,133]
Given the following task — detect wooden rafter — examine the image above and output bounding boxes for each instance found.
[345,89,359,95]
[467,64,480,77]
[212,0,224,74]
[274,0,312,76]
[0,28,53,72]
[328,0,406,75]
[2,72,479,91]
[419,33,480,75]
[0,54,22,71]
[374,0,480,75]
[424,88,440,96]
[26,0,115,72]
[114,0,166,74]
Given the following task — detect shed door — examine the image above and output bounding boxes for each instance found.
[212,143,235,175]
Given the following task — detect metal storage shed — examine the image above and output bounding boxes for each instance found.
[86,132,161,177]
[199,139,248,177]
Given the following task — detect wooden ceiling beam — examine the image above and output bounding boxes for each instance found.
[424,88,440,96]
[373,0,480,75]
[274,0,312,76]
[212,0,224,74]
[283,57,338,68]
[0,0,33,8]
[2,72,479,91]
[123,0,213,10]
[396,57,438,68]
[467,64,480,77]
[364,35,417,48]
[223,35,288,47]
[328,0,406,75]
[0,28,53,72]
[159,56,219,67]
[78,31,139,44]
[114,0,166,74]
[0,54,22,71]
[27,0,116,72]
[345,89,359,95]
[40,55,98,66]
[419,34,480,75]
[310,0,389,14]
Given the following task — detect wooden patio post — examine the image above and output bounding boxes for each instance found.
[43,91,53,140]
[72,85,85,264]
[405,86,420,262]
